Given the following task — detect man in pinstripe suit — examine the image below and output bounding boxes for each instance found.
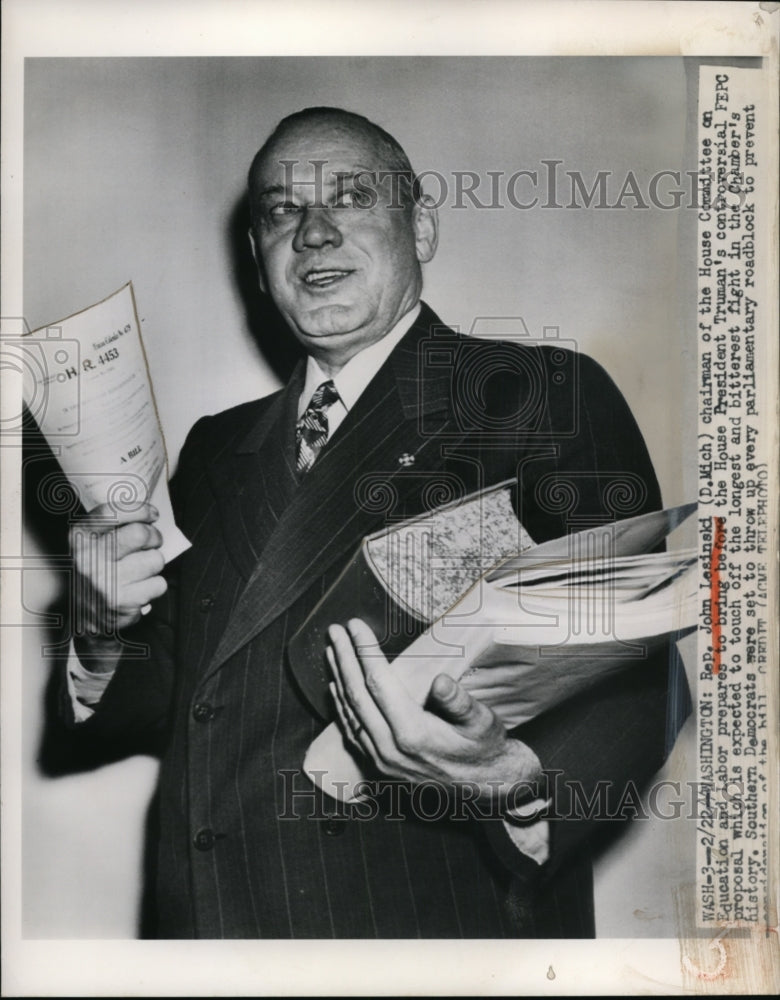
[67,107,685,938]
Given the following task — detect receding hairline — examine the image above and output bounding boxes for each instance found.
[247,106,420,216]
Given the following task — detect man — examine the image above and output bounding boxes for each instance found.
[67,107,684,938]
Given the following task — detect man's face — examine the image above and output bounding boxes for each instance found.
[249,119,437,370]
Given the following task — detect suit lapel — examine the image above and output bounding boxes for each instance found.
[205,365,303,580]
[205,305,463,677]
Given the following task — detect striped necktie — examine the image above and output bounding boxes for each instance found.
[296,379,340,475]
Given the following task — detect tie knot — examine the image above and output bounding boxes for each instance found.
[307,379,339,413]
[296,380,340,475]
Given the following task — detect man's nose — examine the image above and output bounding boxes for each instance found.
[292,206,344,252]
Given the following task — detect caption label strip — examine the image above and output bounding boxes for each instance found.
[696,66,770,928]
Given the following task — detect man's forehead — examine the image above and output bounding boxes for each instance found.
[254,120,385,189]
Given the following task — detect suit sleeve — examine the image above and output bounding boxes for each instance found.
[483,350,690,879]
[60,415,213,745]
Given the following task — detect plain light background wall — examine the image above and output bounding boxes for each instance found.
[22,56,697,937]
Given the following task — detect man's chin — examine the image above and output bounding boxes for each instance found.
[293,303,367,341]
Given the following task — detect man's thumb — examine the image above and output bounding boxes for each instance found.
[428,674,476,723]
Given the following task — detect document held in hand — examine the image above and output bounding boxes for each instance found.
[295,494,698,802]
[288,481,535,718]
[23,283,190,563]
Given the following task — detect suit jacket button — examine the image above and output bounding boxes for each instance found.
[193,828,216,851]
[192,702,215,723]
[199,594,215,612]
[321,817,347,837]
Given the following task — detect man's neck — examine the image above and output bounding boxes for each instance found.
[298,302,422,417]
[310,302,422,378]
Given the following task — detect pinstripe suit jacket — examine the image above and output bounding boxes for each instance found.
[79,303,685,938]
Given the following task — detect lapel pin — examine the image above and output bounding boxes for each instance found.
[398,453,415,467]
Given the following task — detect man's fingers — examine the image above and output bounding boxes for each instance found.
[75,545,165,623]
[328,651,360,734]
[329,679,368,756]
[121,574,168,610]
[327,643,382,763]
[338,620,429,754]
[75,501,159,534]
[118,547,165,584]
[67,501,166,633]
[342,620,410,725]
[327,623,512,787]
[327,624,397,749]
[428,674,484,726]
[115,521,164,559]
[69,503,162,563]
[345,618,386,664]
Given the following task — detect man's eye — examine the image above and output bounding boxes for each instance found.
[334,189,372,209]
[268,202,300,218]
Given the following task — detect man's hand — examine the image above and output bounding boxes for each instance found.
[327,619,542,804]
[69,502,167,671]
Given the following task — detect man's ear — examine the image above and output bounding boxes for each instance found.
[248,227,267,294]
[412,195,439,264]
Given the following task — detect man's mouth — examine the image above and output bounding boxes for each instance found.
[301,268,353,289]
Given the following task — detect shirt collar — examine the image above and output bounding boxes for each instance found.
[298,303,421,416]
